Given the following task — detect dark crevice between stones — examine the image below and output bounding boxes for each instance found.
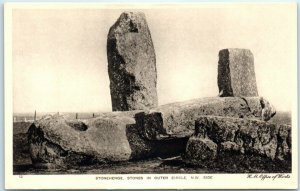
[194,118,208,139]
[126,124,188,161]
[135,112,167,140]
[66,120,88,131]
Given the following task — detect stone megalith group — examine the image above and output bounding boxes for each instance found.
[25,11,291,173]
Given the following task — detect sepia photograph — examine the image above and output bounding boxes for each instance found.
[5,3,298,189]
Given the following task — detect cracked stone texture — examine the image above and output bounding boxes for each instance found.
[218,49,258,97]
[243,97,276,121]
[183,137,217,167]
[28,113,188,168]
[183,116,291,172]
[28,113,141,167]
[135,97,276,140]
[107,12,158,111]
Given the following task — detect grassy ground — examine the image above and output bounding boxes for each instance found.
[13,122,32,166]
[269,111,291,125]
[14,158,216,175]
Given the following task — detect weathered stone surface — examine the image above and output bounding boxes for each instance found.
[218,49,258,97]
[243,97,276,121]
[28,113,139,167]
[28,114,188,168]
[183,116,291,172]
[126,124,188,159]
[107,12,158,111]
[135,97,276,140]
[183,137,217,167]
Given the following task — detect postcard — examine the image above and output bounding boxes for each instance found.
[4,3,298,189]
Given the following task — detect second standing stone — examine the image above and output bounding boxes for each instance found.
[218,48,258,97]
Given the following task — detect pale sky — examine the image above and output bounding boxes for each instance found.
[12,4,296,113]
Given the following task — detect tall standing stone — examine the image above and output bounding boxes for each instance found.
[218,49,258,97]
[107,12,158,111]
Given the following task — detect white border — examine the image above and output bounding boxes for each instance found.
[4,3,298,189]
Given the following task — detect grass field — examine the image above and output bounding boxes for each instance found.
[269,111,291,125]
[13,112,102,122]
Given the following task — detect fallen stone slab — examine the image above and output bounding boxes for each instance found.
[107,12,158,111]
[135,97,276,140]
[218,48,258,97]
[28,113,188,168]
[183,116,291,172]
